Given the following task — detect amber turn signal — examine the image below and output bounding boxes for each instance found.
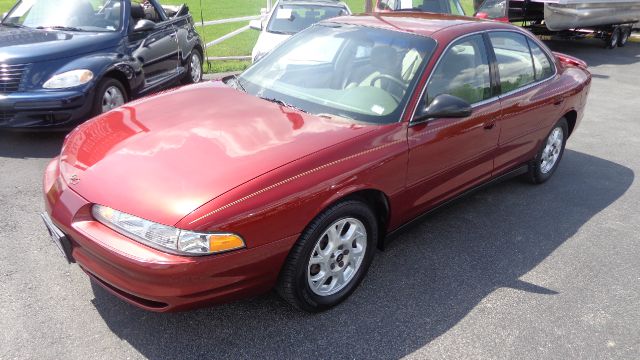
[208,234,245,253]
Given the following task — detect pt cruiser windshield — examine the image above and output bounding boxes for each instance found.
[238,24,436,124]
[2,0,123,32]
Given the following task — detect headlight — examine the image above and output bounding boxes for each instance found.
[43,69,94,89]
[92,205,245,256]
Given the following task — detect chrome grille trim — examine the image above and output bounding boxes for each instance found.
[0,64,28,93]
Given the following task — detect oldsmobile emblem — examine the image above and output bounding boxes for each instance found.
[69,175,80,185]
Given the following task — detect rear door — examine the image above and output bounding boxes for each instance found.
[403,34,501,218]
[487,31,564,174]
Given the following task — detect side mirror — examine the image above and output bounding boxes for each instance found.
[260,7,268,16]
[415,94,472,121]
[249,19,262,31]
[134,19,156,32]
[2,12,7,21]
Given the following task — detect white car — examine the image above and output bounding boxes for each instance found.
[249,0,351,62]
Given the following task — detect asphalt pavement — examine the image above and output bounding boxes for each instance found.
[1,39,639,360]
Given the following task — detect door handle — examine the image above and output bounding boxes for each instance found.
[484,122,496,130]
[553,96,565,106]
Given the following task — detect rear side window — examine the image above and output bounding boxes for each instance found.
[528,39,555,81]
[426,35,491,105]
[489,32,535,93]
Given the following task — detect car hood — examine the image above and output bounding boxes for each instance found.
[253,31,290,59]
[0,26,119,64]
[59,81,376,226]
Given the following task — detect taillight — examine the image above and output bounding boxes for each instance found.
[554,52,588,69]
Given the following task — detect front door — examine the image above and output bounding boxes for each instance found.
[403,34,501,219]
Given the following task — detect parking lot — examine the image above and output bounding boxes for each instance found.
[1,39,639,359]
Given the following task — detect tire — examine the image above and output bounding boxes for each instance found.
[276,200,378,312]
[607,28,620,49]
[181,49,203,84]
[526,118,569,184]
[93,77,128,116]
[618,27,631,47]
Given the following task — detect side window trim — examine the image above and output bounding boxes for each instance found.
[410,30,500,123]
[482,32,501,98]
[486,30,559,99]
[527,37,556,81]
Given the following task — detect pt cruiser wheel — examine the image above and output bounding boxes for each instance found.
[277,200,377,312]
[527,118,568,184]
[94,78,127,115]
[182,50,203,84]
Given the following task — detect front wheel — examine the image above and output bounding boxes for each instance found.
[526,118,568,184]
[276,200,378,312]
[93,78,128,116]
[182,50,203,84]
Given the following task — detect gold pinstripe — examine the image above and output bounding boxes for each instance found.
[188,139,406,225]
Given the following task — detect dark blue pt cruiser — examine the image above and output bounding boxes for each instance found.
[0,0,203,129]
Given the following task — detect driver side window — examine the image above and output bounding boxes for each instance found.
[426,35,491,105]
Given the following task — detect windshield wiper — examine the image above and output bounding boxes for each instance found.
[36,25,85,32]
[232,75,246,92]
[259,96,308,113]
[0,22,25,28]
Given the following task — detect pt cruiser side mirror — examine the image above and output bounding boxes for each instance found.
[415,94,473,122]
[134,19,156,32]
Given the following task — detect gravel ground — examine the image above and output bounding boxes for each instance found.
[0,39,639,360]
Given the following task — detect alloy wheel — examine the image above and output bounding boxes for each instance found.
[190,53,202,83]
[540,127,564,174]
[307,217,368,296]
[101,86,125,113]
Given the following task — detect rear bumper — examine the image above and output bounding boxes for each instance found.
[0,88,94,129]
[43,159,298,312]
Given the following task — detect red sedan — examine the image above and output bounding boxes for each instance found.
[42,13,591,312]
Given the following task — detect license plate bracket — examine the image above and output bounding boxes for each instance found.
[41,213,73,263]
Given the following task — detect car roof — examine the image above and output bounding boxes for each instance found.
[326,12,516,38]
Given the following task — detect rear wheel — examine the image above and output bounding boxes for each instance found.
[182,50,203,84]
[526,118,568,184]
[93,78,127,116]
[276,200,377,312]
[618,26,631,47]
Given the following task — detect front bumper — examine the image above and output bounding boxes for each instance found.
[0,88,94,129]
[43,159,298,311]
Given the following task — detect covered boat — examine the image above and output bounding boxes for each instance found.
[545,0,640,31]
[475,0,639,48]
[476,0,640,31]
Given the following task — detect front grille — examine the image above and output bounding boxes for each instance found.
[0,63,27,93]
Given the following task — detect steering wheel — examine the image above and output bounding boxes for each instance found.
[370,74,407,102]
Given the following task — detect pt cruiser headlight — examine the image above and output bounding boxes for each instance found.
[92,205,245,256]
[43,69,94,89]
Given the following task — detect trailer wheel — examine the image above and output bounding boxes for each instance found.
[607,28,620,49]
[618,27,631,47]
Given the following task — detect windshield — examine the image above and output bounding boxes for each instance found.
[267,4,349,35]
[238,24,436,124]
[2,0,123,32]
